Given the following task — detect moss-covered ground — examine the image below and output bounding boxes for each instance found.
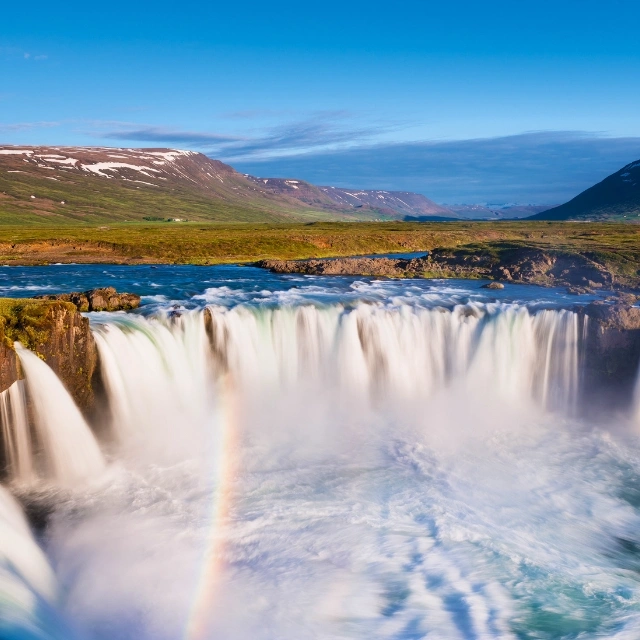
[0,299,76,355]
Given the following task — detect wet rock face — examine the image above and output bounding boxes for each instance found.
[0,322,19,394]
[35,287,141,312]
[580,302,640,410]
[0,300,98,410]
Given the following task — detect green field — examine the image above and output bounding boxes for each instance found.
[0,221,638,287]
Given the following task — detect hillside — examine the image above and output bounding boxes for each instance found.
[245,175,459,219]
[317,186,457,219]
[0,146,389,224]
[530,159,640,221]
[0,146,461,225]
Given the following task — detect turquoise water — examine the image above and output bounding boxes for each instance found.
[0,263,606,312]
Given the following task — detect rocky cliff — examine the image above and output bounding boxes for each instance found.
[579,301,640,411]
[0,299,98,411]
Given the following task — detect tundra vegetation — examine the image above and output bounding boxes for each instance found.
[0,222,638,288]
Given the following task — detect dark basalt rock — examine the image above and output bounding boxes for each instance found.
[580,301,640,412]
[35,287,141,312]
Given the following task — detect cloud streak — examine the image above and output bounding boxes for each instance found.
[0,121,60,132]
[101,127,240,145]
[98,115,394,160]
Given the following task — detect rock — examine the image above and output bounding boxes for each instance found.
[35,287,140,312]
[481,282,505,289]
[256,257,412,277]
[0,299,98,410]
[567,286,595,295]
[580,301,640,412]
[0,320,19,394]
[256,245,616,290]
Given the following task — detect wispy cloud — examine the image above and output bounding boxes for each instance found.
[101,126,241,145]
[0,121,60,132]
[23,53,48,61]
[98,114,396,160]
[232,131,640,203]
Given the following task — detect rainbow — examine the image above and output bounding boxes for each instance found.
[184,374,240,640]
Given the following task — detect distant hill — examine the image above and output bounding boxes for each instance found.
[245,176,459,219]
[318,186,458,219]
[0,146,463,225]
[0,146,402,224]
[530,159,640,221]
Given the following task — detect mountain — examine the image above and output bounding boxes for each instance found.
[244,175,459,219]
[0,146,395,224]
[530,160,640,221]
[0,146,459,224]
[317,186,457,219]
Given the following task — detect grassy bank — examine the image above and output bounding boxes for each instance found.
[0,221,639,285]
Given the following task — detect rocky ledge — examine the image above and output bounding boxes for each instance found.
[579,299,640,409]
[34,287,141,312]
[257,244,618,291]
[0,299,97,410]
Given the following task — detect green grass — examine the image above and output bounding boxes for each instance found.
[0,220,639,286]
[0,169,380,224]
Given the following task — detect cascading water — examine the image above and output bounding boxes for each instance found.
[199,303,581,412]
[0,381,34,483]
[14,345,105,485]
[4,273,640,640]
[634,366,640,424]
[0,485,72,640]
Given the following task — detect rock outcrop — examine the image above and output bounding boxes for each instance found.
[579,300,640,411]
[257,257,418,277]
[35,287,141,312]
[0,321,19,394]
[0,299,98,410]
[257,245,616,290]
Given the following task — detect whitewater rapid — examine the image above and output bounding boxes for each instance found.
[3,293,640,639]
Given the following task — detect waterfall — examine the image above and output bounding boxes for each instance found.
[15,345,105,485]
[93,312,215,463]
[0,485,61,639]
[634,362,640,424]
[94,303,583,444]
[0,381,34,483]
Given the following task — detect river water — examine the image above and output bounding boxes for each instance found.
[2,264,640,640]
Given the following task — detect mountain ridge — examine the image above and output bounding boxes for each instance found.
[530,159,640,221]
[0,146,458,224]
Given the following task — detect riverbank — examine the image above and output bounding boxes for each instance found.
[257,242,640,291]
[0,221,636,274]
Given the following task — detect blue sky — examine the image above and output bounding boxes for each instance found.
[2,0,640,202]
